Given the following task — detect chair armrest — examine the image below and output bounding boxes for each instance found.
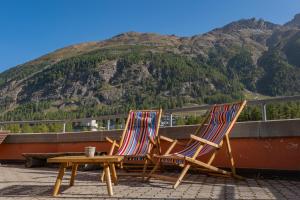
[159,135,185,146]
[105,137,120,148]
[190,134,220,148]
[159,135,175,143]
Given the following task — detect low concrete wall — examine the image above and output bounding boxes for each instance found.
[3,119,300,144]
[0,119,300,170]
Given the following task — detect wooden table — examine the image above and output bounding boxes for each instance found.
[47,155,123,196]
[23,151,105,168]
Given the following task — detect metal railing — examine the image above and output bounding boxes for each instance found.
[166,95,300,124]
[0,95,299,133]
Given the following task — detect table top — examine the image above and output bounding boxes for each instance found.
[47,155,123,163]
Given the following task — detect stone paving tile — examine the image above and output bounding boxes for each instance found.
[0,164,300,199]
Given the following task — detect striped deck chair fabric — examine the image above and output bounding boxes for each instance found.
[102,109,161,182]
[163,102,243,163]
[148,101,246,188]
[117,111,159,160]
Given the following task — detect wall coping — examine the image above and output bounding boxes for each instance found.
[2,119,300,144]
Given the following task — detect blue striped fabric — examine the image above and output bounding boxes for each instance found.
[117,111,158,156]
[169,103,242,159]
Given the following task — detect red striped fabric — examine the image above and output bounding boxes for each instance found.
[117,111,159,156]
[161,102,242,162]
[0,132,8,144]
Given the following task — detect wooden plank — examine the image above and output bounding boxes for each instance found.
[141,159,148,180]
[159,135,175,143]
[190,135,219,148]
[208,140,223,165]
[106,137,120,148]
[23,152,106,168]
[164,140,178,155]
[51,159,123,164]
[109,164,118,185]
[23,152,87,159]
[48,155,123,163]
[146,162,160,181]
[174,164,191,189]
[192,145,203,159]
[118,110,132,148]
[185,157,231,175]
[100,169,105,183]
[109,140,117,155]
[225,134,236,176]
[154,109,162,140]
[153,154,185,160]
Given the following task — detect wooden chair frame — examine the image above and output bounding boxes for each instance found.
[147,100,246,189]
[103,109,162,181]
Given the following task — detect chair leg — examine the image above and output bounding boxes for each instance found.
[173,164,191,189]
[146,159,160,181]
[141,159,148,181]
[109,164,118,185]
[224,136,245,180]
[100,167,106,182]
[225,135,237,177]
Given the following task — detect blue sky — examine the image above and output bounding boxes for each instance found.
[0,0,299,71]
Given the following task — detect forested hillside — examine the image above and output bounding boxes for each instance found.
[1,14,300,123]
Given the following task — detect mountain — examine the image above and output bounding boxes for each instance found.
[0,14,300,120]
[284,13,300,27]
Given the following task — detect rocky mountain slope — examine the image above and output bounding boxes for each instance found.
[1,14,300,120]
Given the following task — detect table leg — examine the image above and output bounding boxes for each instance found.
[69,163,78,186]
[109,163,118,185]
[104,164,113,196]
[100,169,105,182]
[53,163,66,196]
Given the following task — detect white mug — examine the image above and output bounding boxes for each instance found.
[85,146,96,157]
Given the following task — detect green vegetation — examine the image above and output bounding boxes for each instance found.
[227,50,263,91]
[238,101,300,121]
[0,45,300,134]
[2,101,300,133]
[257,50,300,96]
[0,49,244,123]
[1,23,300,134]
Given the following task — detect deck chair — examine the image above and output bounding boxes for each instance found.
[147,100,246,188]
[103,109,162,181]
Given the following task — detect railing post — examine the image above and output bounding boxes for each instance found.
[170,113,173,127]
[107,119,110,130]
[63,122,66,133]
[262,103,267,121]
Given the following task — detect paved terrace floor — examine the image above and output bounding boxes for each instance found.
[0,165,299,200]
